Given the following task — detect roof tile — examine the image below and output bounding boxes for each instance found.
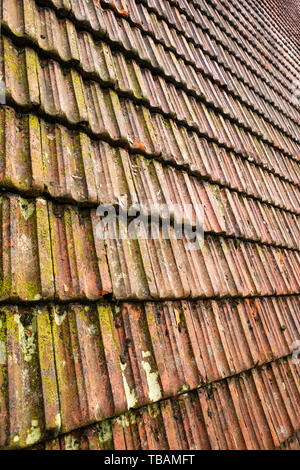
[0,297,299,448]
[0,195,54,301]
[2,1,300,153]
[38,356,300,450]
[0,0,299,450]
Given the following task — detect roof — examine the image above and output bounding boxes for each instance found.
[0,0,299,450]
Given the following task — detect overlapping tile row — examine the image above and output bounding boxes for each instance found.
[100,0,299,127]
[34,0,296,119]
[164,0,298,84]
[258,0,300,53]
[11,0,300,135]
[132,0,299,113]
[208,0,299,79]
[0,299,299,449]
[233,1,297,64]
[80,0,298,110]
[0,194,111,302]
[113,0,298,87]
[32,356,300,450]
[186,0,299,90]
[176,0,299,119]
[1,108,299,250]
[182,0,299,77]
[255,0,299,55]
[143,297,300,385]
[2,32,300,183]
[222,0,299,73]
[1,192,300,302]
[1,107,299,217]
[173,0,298,93]
[108,0,300,135]
[105,228,300,300]
[1,22,299,169]
[58,0,299,128]
[221,0,299,73]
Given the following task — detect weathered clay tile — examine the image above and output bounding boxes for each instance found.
[104,226,300,299]
[0,305,60,448]
[1,106,298,251]
[0,194,54,301]
[39,356,300,450]
[2,1,300,160]
[0,192,115,302]
[0,0,299,452]
[1,20,298,174]
[0,302,160,446]
[85,84,127,142]
[135,0,299,119]
[1,297,299,449]
[48,202,111,300]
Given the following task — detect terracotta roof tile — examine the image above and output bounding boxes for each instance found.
[1,105,299,215]
[0,195,54,301]
[2,1,300,149]
[0,193,112,302]
[0,298,299,448]
[1,157,299,302]
[0,0,299,450]
[35,356,300,450]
